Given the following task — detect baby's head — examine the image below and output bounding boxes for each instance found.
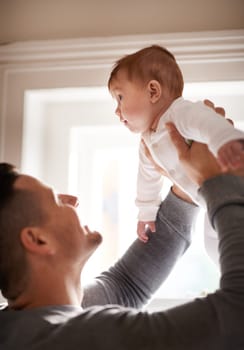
[108,45,184,99]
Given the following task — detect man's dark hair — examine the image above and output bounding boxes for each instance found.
[0,163,46,300]
[0,163,19,207]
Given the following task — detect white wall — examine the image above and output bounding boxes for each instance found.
[1,30,244,167]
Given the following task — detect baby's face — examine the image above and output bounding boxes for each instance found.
[109,71,156,134]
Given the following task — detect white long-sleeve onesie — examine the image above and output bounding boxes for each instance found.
[136,97,244,263]
[136,97,244,222]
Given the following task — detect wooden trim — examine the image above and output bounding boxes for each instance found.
[0,30,244,67]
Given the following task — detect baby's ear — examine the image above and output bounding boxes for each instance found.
[147,80,161,103]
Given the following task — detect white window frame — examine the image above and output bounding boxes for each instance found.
[0,30,244,306]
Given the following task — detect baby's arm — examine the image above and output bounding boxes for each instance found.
[171,99,244,157]
[136,140,193,242]
[217,139,244,171]
[136,140,163,242]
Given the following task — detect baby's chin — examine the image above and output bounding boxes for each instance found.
[125,123,143,134]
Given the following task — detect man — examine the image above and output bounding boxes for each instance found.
[1,115,244,349]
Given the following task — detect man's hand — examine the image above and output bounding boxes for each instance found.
[142,137,194,203]
[217,139,244,171]
[166,123,221,186]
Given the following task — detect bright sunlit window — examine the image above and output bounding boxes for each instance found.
[22,81,244,305]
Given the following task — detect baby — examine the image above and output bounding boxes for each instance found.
[108,45,244,242]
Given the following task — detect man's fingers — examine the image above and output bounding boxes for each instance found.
[204,100,226,118]
[226,118,234,126]
[203,99,215,108]
[204,99,233,125]
[166,122,189,159]
[215,107,225,117]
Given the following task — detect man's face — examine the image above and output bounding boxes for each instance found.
[14,175,102,267]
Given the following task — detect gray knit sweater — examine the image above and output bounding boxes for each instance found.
[1,175,244,349]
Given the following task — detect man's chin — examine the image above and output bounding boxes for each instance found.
[89,231,103,245]
[78,230,103,266]
[83,237,101,265]
[86,231,103,253]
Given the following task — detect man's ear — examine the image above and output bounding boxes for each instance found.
[20,227,55,256]
[147,80,162,103]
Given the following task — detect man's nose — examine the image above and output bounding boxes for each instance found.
[58,194,79,207]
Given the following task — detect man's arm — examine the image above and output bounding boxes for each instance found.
[82,188,199,308]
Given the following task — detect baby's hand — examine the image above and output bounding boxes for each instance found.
[137,221,156,243]
[217,139,244,171]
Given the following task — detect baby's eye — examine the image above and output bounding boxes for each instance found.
[118,94,122,101]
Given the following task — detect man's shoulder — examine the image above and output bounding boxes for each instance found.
[0,304,134,349]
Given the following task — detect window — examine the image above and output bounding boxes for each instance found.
[20,81,244,309]
[1,30,244,305]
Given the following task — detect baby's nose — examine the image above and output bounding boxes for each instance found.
[115,106,121,118]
